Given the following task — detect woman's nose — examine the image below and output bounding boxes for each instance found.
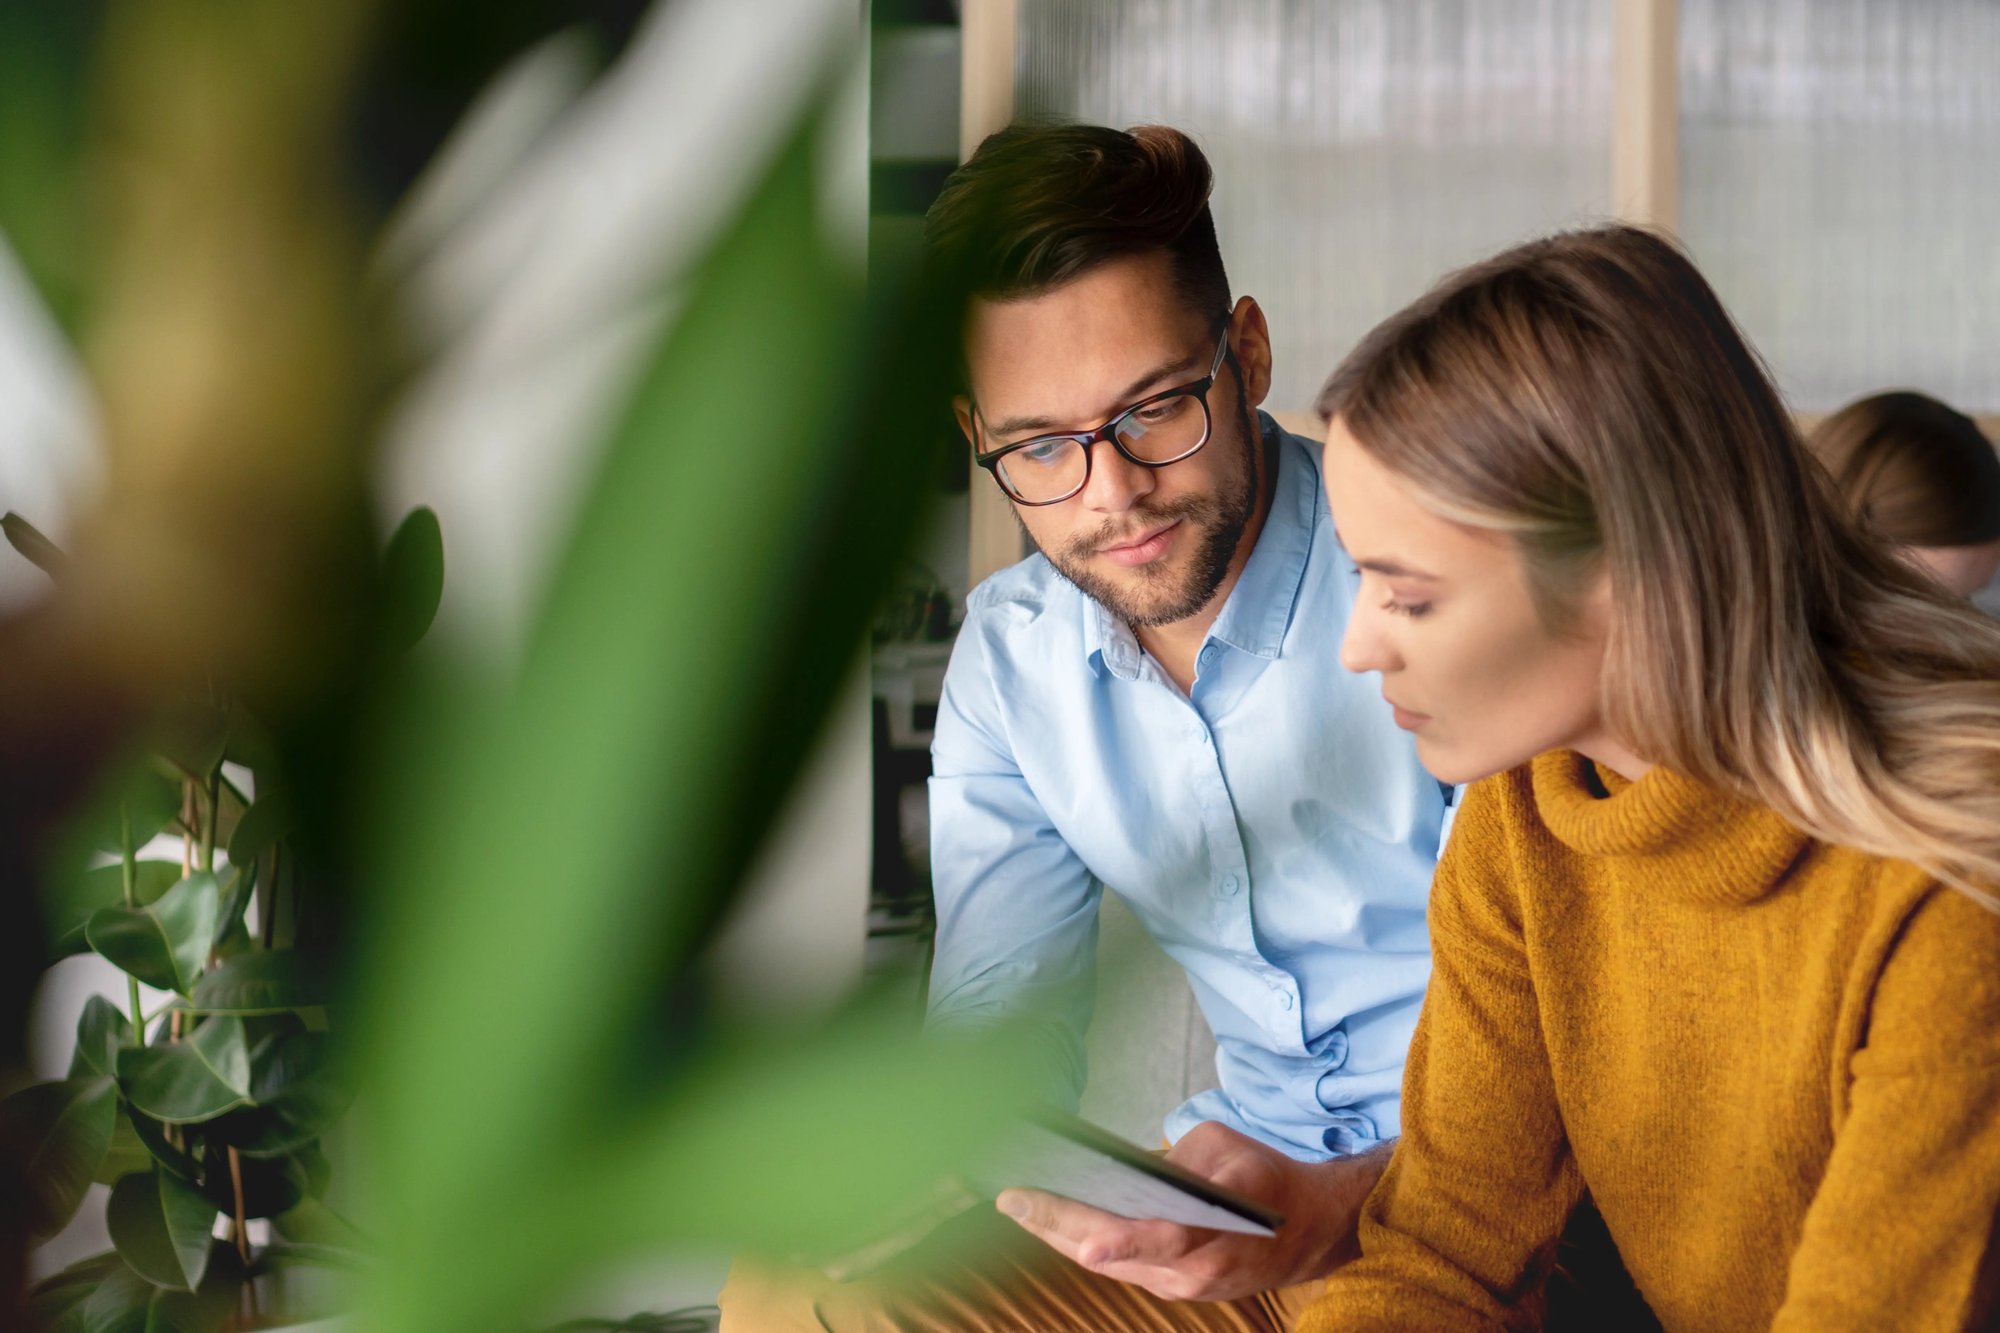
[1340,602,1398,675]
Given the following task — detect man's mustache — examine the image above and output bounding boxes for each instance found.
[1067,497,1214,562]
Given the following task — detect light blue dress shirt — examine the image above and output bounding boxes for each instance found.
[927,415,1450,1162]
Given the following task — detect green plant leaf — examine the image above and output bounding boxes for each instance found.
[188,948,327,1015]
[0,1076,116,1238]
[107,1168,217,1291]
[223,793,289,875]
[25,1249,126,1327]
[210,1029,350,1156]
[126,1106,200,1183]
[1,508,65,577]
[210,865,255,952]
[87,871,221,994]
[70,994,134,1080]
[47,860,181,959]
[381,504,444,654]
[210,917,254,961]
[64,1247,243,1333]
[94,1107,153,1185]
[117,1015,251,1123]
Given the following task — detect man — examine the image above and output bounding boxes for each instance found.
[719,122,1451,1330]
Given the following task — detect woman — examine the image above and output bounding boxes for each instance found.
[1296,226,2000,1331]
[1806,390,2000,599]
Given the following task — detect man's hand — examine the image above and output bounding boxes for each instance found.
[993,1121,1390,1303]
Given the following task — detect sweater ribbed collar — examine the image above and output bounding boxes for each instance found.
[1530,750,1811,906]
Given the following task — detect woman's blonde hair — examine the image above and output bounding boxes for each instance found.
[1317,224,2000,906]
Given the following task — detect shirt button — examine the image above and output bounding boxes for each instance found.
[1220,875,1241,895]
[1279,992,1295,1012]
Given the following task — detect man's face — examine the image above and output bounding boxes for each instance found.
[956,252,1273,628]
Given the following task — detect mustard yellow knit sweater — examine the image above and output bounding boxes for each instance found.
[1300,750,2000,1332]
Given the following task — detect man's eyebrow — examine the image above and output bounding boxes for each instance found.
[983,349,1207,440]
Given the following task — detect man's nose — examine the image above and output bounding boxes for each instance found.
[1078,437,1156,512]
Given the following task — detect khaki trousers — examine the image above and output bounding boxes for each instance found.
[717,1199,1325,1332]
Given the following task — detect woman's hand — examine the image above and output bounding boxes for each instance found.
[994,1121,1390,1302]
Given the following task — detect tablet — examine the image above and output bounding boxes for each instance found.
[970,1107,1283,1237]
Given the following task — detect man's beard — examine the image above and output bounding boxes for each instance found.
[1033,409,1261,629]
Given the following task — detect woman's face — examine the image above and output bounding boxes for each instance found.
[1322,416,1644,785]
[1906,538,2000,600]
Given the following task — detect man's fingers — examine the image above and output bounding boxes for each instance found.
[994,1189,1206,1266]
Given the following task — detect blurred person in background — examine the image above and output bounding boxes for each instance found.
[1806,389,2000,601]
[1302,225,2000,1330]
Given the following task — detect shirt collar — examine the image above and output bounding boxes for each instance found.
[1083,412,1318,678]
[1207,413,1317,660]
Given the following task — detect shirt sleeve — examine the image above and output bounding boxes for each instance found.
[1771,883,2000,1331]
[1299,772,1581,1333]
[923,614,1101,1112]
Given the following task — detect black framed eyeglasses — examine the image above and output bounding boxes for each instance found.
[972,328,1232,506]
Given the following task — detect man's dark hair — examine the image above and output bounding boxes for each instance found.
[924,122,1231,321]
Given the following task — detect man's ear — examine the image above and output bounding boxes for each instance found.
[1228,297,1275,410]
[953,395,977,449]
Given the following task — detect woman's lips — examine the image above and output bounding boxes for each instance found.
[1099,520,1182,568]
[1389,703,1430,731]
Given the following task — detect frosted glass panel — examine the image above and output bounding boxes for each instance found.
[1016,1,1614,412]
[1681,0,2000,410]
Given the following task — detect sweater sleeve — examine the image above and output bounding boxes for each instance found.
[1772,884,2000,1332]
[1297,771,1583,1333]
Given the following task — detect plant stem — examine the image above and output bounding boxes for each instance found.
[228,1146,251,1265]
[120,804,144,1041]
[200,766,219,873]
[261,845,281,949]
[181,779,195,878]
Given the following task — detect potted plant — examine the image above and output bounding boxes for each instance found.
[3,507,441,1331]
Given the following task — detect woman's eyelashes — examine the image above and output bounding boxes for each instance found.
[1350,567,1433,618]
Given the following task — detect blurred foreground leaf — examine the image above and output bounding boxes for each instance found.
[0,3,94,330]
[346,30,1017,1331]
